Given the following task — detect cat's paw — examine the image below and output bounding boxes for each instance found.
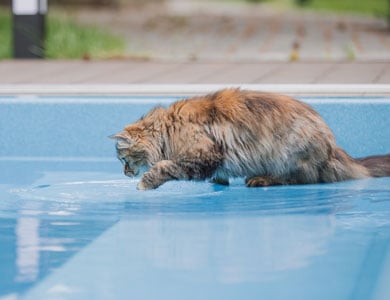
[137,172,161,190]
[137,180,149,190]
[137,179,156,190]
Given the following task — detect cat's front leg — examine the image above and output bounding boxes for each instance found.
[137,160,189,190]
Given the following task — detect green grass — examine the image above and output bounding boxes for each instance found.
[0,10,126,59]
[300,0,388,16]
[0,11,12,59]
[45,15,126,59]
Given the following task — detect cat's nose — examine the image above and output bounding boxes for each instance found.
[124,163,132,176]
[124,163,138,177]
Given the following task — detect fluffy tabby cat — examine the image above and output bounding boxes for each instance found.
[111,89,390,190]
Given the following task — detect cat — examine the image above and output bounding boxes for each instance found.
[111,89,390,190]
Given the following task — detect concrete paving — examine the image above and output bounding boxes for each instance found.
[0,60,388,85]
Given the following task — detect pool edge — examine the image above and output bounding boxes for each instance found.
[1,84,390,96]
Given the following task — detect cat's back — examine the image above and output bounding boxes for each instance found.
[167,89,245,123]
[167,88,318,125]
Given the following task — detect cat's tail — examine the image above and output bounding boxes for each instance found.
[320,149,389,182]
[355,154,390,177]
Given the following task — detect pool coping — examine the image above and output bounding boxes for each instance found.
[1,84,390,96]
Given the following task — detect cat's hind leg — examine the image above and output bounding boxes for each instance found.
[210,170,229,186]
[245,175,288,187]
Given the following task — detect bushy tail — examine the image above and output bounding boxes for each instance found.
[355,154,390,177]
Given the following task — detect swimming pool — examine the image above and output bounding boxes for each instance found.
[0,94,389,300]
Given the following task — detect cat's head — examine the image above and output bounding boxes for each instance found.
[110,128,150,177]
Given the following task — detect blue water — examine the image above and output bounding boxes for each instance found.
[0,95,389,300]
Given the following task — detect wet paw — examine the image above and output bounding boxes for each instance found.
[137,180,150,190]
[137,172,160,190]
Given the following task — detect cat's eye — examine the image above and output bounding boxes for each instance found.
[119,157,127,165]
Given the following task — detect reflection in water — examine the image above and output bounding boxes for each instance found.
[115,214,335,284]
[2,188,116,297]
[15,216,39,283]
[20,214,340,300]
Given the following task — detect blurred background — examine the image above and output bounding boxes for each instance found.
[0,0,389,61]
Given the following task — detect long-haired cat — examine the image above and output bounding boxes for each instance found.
[111,89,390,190]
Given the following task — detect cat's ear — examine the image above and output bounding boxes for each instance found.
[109,131,129,140]
[109,131,132,149]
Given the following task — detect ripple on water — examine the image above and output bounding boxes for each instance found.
[4,173,390,219]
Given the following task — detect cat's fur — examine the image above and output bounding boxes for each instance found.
[111,89,390,190]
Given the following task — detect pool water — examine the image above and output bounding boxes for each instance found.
[0,95,389,300]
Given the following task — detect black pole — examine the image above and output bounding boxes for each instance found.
[12,0,46,58]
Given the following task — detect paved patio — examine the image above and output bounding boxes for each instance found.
[0,60,389,84]
[0,60,389,96]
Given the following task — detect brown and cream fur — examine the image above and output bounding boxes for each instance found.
[111,89,390,190]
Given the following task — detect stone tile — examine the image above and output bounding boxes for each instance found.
[255,63,335,84]
[317,63,386,84]
[0,60,78,84]
[77,62,181,84]
[144,63,227,83]
[201,63,282,84]
[375,65,390,84]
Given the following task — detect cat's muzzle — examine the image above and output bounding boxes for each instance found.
[124,163,139,177]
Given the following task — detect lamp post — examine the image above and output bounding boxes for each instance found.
[12,0,47,58]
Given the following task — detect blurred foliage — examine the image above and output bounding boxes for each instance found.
[45,15,125,59]
[0,10,12,59]
[239,0,388,16]
[0,11,126,59]
[301,0,388,15]
[295,0,311,6]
